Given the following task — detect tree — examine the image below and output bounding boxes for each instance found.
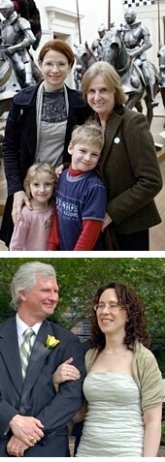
[0,257,165,334]
[0,257,164,374]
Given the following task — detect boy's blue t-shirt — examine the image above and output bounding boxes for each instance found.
[55,169,107,250]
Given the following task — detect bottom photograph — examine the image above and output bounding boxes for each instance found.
[0,257,164,458]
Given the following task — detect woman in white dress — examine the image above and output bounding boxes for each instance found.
[53,282,164,457]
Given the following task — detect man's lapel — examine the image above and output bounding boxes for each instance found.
[0,316,23,394]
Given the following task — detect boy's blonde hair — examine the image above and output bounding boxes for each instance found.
[70,122,104,151]
[24,162,56,199]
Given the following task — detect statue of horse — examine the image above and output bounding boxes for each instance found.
[100,30,159,125]
[0,0,42,118]
[74,42,96,90]
[0,43,41,118]
[0,47,21,117]
[157,45,165,125]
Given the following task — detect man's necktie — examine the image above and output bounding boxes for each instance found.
[19,328,35,379]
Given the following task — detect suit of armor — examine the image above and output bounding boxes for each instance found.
[119,9,156,103]
[91,24,107,60]
[0,0,36,86]
[158,45,165,87]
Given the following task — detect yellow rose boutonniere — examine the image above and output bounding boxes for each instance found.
[45,335,60,349]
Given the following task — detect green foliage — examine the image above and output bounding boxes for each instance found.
[0,257,165,339]
[0,257,164,376]
[0,290,12,321]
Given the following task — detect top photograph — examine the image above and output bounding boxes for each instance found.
[0,0,164,252]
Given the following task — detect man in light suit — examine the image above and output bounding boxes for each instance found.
[0,261,85,457]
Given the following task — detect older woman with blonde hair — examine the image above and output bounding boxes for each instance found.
[81,61,162,250]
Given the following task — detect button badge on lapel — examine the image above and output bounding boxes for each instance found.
[114,137,120,144]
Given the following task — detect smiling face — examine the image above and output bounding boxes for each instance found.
[19,275,59,323]
[68,141,101,172]
[40,49,71,91]
[87,74,115,120]
[96,288,128,337]
[30,170,54,209]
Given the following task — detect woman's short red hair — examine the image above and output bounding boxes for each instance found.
[38,39,75,67]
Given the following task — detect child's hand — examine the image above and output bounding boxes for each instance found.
[55,164,64,178]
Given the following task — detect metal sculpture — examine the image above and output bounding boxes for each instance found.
[118,8,157,106]
[91,24,107,60]
[157,45,165,126]
[0,0,41,118]
[100,30,159,125]
[0,0,37,87]
[74,42,96,90]
[12,0,42,50]
[0,45,21,116]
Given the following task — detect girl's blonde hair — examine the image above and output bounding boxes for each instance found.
[70,122,104,151]
[82,61,127,105]
[23,162,56,199]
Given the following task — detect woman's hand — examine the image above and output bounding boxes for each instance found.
[72,404,87,423]
[102,212,112,231]
[55,164,64,178]
[52,357,80,391]
[12,191,31,224]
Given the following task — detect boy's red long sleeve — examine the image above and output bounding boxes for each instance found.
[48,210,59,250]
[74,219,103,250]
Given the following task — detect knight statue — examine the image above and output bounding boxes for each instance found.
[118,8,157,105]
[0,0,36,87]
[91,24,107,60]
[12,0,42,50]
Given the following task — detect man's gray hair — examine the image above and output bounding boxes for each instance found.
[10,261,56,310]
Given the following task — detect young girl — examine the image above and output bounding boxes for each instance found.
[10,163,57,250]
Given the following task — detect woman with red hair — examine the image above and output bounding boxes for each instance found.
[0,39,91,247]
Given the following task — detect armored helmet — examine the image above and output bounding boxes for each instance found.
[0,0,14,10]
[124,9,136,25]
[98,23,106,33]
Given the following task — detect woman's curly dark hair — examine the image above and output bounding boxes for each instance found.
[90,282,150,351]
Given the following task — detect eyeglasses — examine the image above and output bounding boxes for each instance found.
[93,301,123,312]
[43,61,68,69]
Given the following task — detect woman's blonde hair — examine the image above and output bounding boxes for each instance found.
[23,162,56,199]
[81,61,127,105]
[70,122,104,151]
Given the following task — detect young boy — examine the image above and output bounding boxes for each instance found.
[48,123,107,250]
